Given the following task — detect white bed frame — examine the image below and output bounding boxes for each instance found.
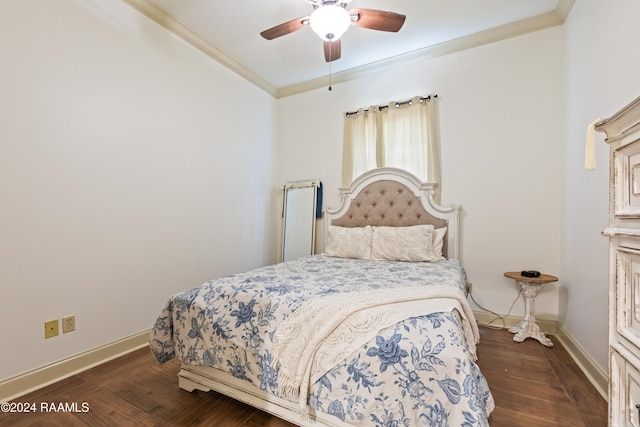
[325,167,461,260]
[178,167,462,426]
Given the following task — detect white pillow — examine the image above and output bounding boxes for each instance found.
[325,225,373,259]
[371,225,437,262]
[433,227,447,260]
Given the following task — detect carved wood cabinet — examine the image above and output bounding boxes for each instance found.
[597,95,640,426]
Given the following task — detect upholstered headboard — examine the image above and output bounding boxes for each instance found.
[325,168,461,260]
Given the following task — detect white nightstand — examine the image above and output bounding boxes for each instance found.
[504,271,558,347]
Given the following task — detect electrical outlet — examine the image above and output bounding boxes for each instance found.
[62,315,76,333]
[466,282,473,293]
[45,319,59,339]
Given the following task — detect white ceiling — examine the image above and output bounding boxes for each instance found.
[124,0,573,97]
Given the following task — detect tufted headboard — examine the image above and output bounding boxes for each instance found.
[325,168,461,260]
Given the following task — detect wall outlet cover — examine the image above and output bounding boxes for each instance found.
[62,315,76,333]
[45,319,59,339]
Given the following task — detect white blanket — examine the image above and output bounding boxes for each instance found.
[271,284,478,415]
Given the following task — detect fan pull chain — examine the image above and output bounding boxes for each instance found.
[328,39,333,91]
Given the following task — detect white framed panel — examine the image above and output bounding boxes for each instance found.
[613,139,640,218]
[616,245,640,352]
[611,345,640,427]
[281,180,319,262]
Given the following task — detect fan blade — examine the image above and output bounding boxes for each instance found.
[260,17,309,40]
[350,9,406,32]
[324,39,341,62]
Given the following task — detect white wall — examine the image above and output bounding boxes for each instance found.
[277,0,640,379]
[0,0,277,382]
[562,0,640,373]
[6,0,636,394]
[277,28,565,322]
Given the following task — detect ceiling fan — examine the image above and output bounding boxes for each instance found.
[260,0,406,62]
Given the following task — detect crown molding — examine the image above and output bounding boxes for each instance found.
[555,0,576,21]
[121,0,278,97]
[121,0,575,99]
[277,4,572,98]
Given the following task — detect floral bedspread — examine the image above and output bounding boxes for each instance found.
[149,255,494,426]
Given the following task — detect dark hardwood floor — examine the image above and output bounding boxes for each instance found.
[475,327,607,427]
[1,327,607,426]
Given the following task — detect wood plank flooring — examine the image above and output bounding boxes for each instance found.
[1,327,607,426]
[475,327,607,427]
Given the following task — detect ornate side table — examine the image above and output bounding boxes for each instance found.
[503,271,558,347]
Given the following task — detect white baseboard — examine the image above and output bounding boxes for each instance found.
[473,310,608,401]
[1,319,609,405]
[554,324,608,401]
[473,311,557,335]
[0,330,150,403]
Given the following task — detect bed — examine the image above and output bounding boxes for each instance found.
[149,167,494,426]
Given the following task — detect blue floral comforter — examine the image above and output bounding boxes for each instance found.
[150,255,494,426]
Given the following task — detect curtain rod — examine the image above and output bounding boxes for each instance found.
[345,94,438,118]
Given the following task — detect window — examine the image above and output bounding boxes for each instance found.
[342,95,440,200]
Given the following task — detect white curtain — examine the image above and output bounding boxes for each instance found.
[342,107,379,186]
[342,95,441,199]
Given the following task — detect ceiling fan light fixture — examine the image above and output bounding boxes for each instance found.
[309,4,351,41]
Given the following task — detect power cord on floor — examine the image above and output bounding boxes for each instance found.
[469,286,522,330]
